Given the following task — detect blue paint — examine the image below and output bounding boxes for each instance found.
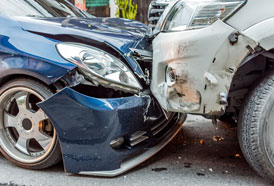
[0,14,148,84]
[13,16,147,78]
[0,1,177,175]
[38,88,178,173]
[0,15,76,83]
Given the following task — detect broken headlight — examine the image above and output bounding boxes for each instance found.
[57,43,142,92]
[163,0,246,31]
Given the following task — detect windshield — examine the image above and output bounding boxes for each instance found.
[0,0,93,18]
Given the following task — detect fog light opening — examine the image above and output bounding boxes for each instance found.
[110,137,125,149]
[166,66,176,87]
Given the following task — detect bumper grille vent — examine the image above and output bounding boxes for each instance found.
[151,113,175,136]
[129,113,176,147]
[130,131,148,147]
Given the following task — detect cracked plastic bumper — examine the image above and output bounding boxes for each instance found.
[38,87,182,176]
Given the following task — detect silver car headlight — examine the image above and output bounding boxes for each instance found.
[162,0,246,31]
[57,43,142,92]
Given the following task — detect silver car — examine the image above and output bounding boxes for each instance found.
[150,0,274,182]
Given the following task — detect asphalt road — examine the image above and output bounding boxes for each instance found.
[0,115,271,186]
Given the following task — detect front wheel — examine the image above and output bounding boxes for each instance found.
[238,73,274,182]
[0,79,61,169]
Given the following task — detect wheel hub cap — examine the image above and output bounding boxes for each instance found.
[22,118,32,131]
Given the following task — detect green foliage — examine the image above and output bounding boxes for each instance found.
[115,0,138,20]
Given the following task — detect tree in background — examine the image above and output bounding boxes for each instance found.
[115,0,138,20]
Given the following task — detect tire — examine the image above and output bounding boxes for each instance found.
[238,72,274,182]
[0,78,62,170]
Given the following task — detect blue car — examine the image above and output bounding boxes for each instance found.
[0,0,184,176]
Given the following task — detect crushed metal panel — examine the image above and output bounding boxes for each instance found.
[151,20,257,115]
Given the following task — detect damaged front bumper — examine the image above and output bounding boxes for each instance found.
[151,20,257,115]
[38,87,183,177]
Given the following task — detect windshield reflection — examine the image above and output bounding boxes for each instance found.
[0,0,89,18]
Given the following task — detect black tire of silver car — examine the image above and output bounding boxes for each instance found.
[0,78,61,169]
[238,72,274,182]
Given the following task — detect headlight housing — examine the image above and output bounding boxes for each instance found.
[163,0,246,31]
[57,43,142,92]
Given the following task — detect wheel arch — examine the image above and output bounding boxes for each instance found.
[0,55,76,92]
[225,49,274,120]
[0,72,57,93]
[0,68,51,84]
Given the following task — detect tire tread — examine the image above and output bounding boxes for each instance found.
[238,73,274,181]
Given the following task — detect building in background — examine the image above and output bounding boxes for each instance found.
[86,0,110,17]
[69,0,109,17]
[69,0,151,23]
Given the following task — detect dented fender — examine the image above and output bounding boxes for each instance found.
[151,20,257,115]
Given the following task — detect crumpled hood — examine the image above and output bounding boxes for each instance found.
[13,16,148,54]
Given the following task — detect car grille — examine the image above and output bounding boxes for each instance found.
[148,1,169,29]
[129,113,176,147]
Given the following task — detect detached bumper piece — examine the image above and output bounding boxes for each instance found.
[38,88,182,177]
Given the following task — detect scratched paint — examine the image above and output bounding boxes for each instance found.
[151,20,257,115]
